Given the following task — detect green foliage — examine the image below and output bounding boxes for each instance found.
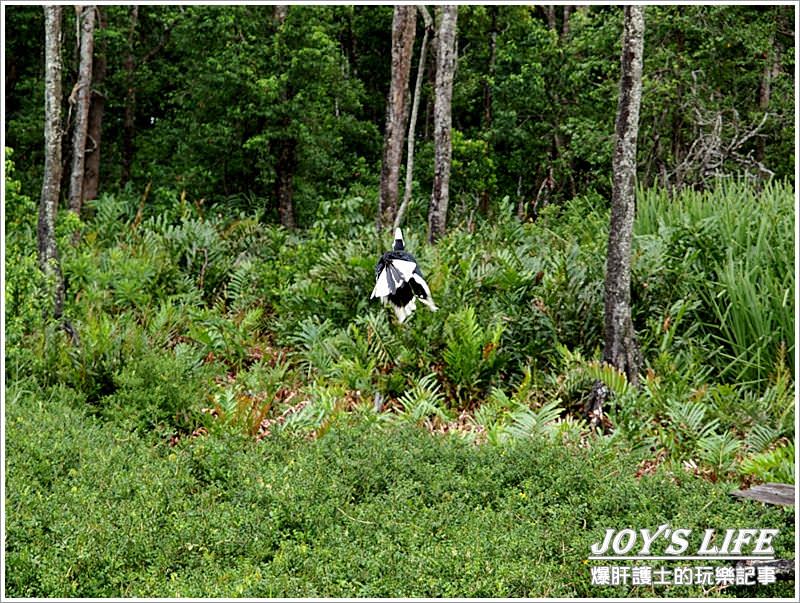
[635,180,794,386]
[505,399,564,441]
[740,443,795,485]
[103,345,212,435]
[396,373,448,425]
[6,384,794,598]
[7,159,793,482]
[5,6,796,595]
[4,148,48,353]
[443,306,504,404]
[8,5,793,219]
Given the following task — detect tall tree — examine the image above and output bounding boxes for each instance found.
[427,5,458,243]
[378,5,416,230]
[590,5,645,425]
[82,6,106,203]
[756,8,782,165]
[394,6,432,231]
[121,5,138,186]
[68,5,96,214]
[273,5,297,229]
[38,6,66,319]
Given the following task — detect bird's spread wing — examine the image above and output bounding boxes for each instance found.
[409,273,438,311]
[391,259,417,281]
[370,267,391,299]
[370,258,418,299]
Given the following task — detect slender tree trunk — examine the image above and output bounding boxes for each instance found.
[477,6,498,216]
[121,5,138,186]
[68,5,95,214]
[394,6,432,232]
[545,6,557,31]
[83,7,106,202]
[378,6,417,230]
[271,6,296,229]
[482,6,497,130]
[427,5,458,243]
[562,5,573,38]
[756,16,781,164]
[590,6,645,426]
[273,4,288,24]
[423,17,439,141]
[547,5,576,200]
[605,6,644,382]
[275,132,297,229]
[39,6,66,320]
[670,11,685,191]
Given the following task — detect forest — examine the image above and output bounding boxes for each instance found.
[3,3,797,598]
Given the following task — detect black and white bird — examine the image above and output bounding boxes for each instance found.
[371,228,437,323]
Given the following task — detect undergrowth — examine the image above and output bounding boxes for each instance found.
[4,151,796,596]
[5,383,794,598]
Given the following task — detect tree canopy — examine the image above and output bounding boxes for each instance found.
[5,4,794,226]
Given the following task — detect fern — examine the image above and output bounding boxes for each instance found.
[505,399,564,440]
[740,442,795,484]
[745,424,780,454]
[290,317,345,377]
[280,385,343,435]
[225,257,256,310]
[356,311,403,369]
[659,400,721,461]
[585,361,631,398]
[666,400,717,438]
[444,307,483,388]
[397,374,448,425]
[443,306,504,404]
[698,432,741,477]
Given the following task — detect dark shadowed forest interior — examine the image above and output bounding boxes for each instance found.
[4,4,796,598]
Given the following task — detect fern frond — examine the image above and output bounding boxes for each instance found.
[397,373,447,424]
[585,361,630,398]
[505,399,563,440]
[739,442,795,484]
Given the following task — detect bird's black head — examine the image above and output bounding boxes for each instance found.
[393,227,405,251]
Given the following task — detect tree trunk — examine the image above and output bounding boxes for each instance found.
[394,6,432,232]
[562,5,573,38]
[547,5,576,200]
[271,6,296,229]
[378,6,417,230]
[275,134,297,229]
[68,5,95,215]
[590,6,645,426]
[605,6,645,381]
[83,7,106,203]
[273,4,288,24]
[427,5,458,243]
[477,6,498,216]
[423,16,439,142]
[545,6,557,31]
[482,6,497,130]
[39,6,66,320]
[121,5,138,186]
[756,14,781,164]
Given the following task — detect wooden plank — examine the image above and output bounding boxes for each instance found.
[730,482,795,507]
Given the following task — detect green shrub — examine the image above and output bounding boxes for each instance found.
[4,148,48,356]
[5,384,794,598]
[102,345,214,435]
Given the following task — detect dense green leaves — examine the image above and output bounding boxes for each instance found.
[5,384,794,597]
[5,5,794,224]
[3,5,796,597]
